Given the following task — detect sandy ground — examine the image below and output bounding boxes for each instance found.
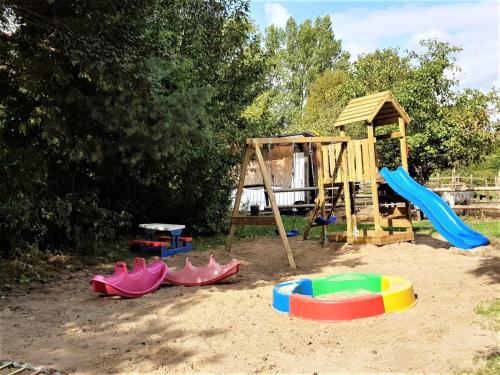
[1,234,499,374]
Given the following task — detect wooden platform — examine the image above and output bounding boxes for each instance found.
[328,231,414,245]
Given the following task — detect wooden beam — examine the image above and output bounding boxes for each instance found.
[399,117,409,171]
[373,117,400,126]
[226,145,253,252]
[247,136,349,145]
[367,123,383,233]
[379,218,413,228]
[340,128,353,236]
[316,142,327,244]
[375,131,402,141]
[254,144,297,269]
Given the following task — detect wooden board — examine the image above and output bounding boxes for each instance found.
[354,140,364,181]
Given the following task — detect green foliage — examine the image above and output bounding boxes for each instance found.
[244,15,349,132]
[300,40,497,180]
[0,0,265,257]
[303,70,353,135]
[437,143,500,180]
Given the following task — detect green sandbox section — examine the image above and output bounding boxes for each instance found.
[311,273,382,297]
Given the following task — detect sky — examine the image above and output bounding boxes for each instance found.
[249,0,499,92]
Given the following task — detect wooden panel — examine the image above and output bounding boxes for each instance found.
[231,215,277,225]
[334,143,343,183]
[348,141,356,182]
[380,218,412,228]
[354,140,364,181]
[361,139,370,181]
[321,145,330,184]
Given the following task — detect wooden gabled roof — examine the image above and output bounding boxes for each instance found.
[334,91,410,127]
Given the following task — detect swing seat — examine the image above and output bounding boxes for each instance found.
[275,228,300,237]
[314,216,336,226]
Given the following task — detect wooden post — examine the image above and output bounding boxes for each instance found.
[398,117,408,171]
[254,143,297,269]
[315,144,328,244]
[398,117,413,234]
[341,142,353,236]
[303,198,320,240]
[338,127,353,237]
[367,123,383,233]
[226,145,254,252]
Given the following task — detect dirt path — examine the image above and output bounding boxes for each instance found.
[1,235,498,374]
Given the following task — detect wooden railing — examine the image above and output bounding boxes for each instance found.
[322,139,372,183]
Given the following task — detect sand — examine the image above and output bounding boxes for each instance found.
[1,234,499,374]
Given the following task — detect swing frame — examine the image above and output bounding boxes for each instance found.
[226,136,350,269]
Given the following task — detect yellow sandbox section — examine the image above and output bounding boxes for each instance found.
[381,276,417,312]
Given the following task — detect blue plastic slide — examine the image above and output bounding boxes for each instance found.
[380,167,489,249]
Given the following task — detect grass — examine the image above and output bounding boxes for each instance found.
[456,299,500,374]
[459,356,500,375]
[194,215,499,251]
[474,299,500,331]
[413,217,500,239]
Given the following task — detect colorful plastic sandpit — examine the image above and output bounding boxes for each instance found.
[273,273,416,321]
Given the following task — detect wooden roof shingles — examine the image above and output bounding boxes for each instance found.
[334,91,410,127]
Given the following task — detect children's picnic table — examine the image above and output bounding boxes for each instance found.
[134,223,192,257]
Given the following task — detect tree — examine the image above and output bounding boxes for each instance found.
[246,15,349,132]
[300,40,497,181]
[0,0,265,256]
[302,70,352,135]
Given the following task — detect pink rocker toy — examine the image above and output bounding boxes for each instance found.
[91,257,168,298]
[91,255,240,298]
[163,254,240,287]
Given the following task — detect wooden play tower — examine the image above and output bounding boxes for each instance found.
[227,91,415,268]
[305,91,414,247]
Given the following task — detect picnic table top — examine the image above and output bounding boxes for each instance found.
[139,223,185,231]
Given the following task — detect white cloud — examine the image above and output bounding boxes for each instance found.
[330,0,499,91]
[264,3,291,28]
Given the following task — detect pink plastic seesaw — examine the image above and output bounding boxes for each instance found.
[91,257,168,298]
[90,255,240,298]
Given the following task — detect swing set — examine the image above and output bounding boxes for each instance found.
[226,91,415,269]
[226,135,350,269]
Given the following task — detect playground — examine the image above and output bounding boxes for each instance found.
[1,3,499,371]
[1,89,499,374]
[1,235,498,374]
